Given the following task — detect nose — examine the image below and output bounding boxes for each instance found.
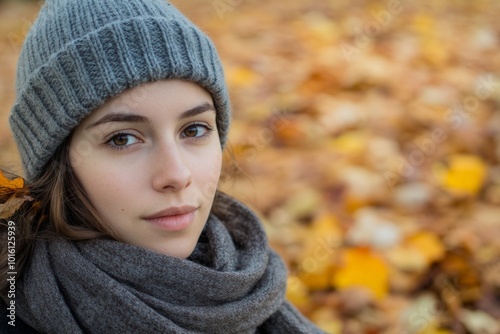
[151,142,192,192]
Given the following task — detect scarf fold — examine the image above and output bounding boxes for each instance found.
[17,192,324,334]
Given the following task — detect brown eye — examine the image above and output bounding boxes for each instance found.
[180,123,214,141]
[183,125,200,137]
[105,132,140,150]
[112,134,129,146]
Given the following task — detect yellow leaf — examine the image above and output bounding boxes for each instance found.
[412,14,449,66]
[302,14,339,49]
[386,245,428,272]
[226,66,258,88]
[310,213,342,243]
[433,154,487,196]
[310,307,342,334]
[417,320,452,334]
[286,276,311,310]
[283,188,323,219]
[332,248,389,299]
[297,257,335,291]
[422,38,449,67]
[412,14,435,36]
[406,231,445,263]
[296,213,340,290]
[327,131,367,156]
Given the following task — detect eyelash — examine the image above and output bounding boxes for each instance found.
[104,130,140,151]
[181,122,214,142]
[104,123,214,151]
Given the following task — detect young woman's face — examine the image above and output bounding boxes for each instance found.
[69,80,222,258]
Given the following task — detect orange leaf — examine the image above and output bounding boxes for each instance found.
[0,170,29,219]
[0,171,24,190]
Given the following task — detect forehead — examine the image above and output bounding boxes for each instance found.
[79,80,214,126]
[102,80,212,111]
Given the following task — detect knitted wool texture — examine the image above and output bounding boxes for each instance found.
[9,0,230,181]
[15,192,325,333]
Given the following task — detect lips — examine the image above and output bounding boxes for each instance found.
[143,205,198,231]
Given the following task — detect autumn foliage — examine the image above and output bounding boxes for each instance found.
[1,0,499,333]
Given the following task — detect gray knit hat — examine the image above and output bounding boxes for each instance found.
[9,0,231,181]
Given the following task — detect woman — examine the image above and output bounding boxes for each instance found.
[0,0,324,333]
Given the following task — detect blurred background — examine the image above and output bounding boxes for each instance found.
[1,0,499,332]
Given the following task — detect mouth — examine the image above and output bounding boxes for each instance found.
[143,205,198,231]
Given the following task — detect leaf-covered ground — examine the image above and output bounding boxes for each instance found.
[1,0,499,333]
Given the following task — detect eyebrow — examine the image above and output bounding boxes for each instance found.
[86,102,215,129]
[180,102,215,119]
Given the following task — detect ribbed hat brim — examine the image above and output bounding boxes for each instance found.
[10,16,230,180]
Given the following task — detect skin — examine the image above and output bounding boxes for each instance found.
[69,79,222,258]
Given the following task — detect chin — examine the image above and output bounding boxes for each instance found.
[149,241,197,259]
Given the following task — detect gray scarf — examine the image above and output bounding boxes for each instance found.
[16,192,324,334]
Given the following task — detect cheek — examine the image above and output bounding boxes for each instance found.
[70,154,142,216]
[191,147,222,198]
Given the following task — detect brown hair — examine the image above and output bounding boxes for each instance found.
[0,136,242,303]
[0,137,118,303]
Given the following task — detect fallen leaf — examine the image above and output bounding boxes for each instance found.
[296,213,340,290]
[225,66,258,88]
[0,196,28,220]
[310,307,342,334]
[433,154,488,196]
[0,170,24,192]
[406,231,446,264]
[346,208,402,248]
[460,309,500,334]
[332,247,389,300]
[286,275,311,311]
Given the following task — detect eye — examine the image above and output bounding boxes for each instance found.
[105,132,141,150]
[181,123,213,140]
